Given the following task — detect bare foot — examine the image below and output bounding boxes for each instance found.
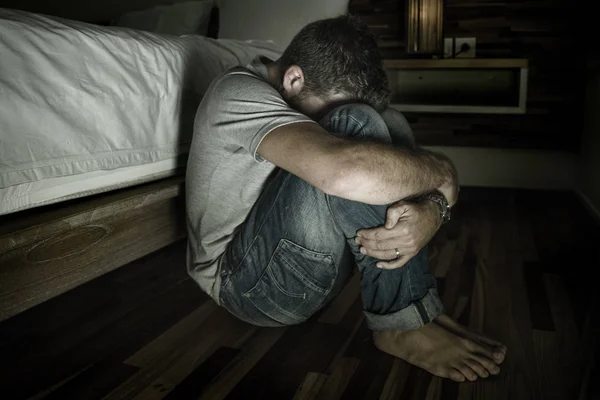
[373,314,507,382]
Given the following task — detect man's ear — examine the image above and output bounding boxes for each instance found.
[282,65,304,97]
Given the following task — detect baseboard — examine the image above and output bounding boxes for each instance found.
[425,146,579,190]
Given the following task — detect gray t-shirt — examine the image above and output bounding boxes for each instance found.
[186,58,314,302]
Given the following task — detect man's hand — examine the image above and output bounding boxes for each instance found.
[355,200,442,269]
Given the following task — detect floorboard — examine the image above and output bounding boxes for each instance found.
[0,188,597,400]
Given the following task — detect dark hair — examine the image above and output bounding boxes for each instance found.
[280,15,390,112]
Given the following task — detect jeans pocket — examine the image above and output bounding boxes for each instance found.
[243,239,337,325]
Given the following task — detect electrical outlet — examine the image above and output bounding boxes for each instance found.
[454,37,476,58]
[444,38,454,59]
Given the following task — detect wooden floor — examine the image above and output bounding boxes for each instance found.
[1,188,598,400]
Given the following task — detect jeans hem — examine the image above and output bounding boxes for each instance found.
[364,288,445,331]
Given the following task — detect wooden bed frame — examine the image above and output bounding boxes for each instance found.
[0,176,187,322]
[0,4,228,323]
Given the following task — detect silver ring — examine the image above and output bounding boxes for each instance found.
[395,248,400,259]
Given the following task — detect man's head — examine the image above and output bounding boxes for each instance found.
[275,15,390,118]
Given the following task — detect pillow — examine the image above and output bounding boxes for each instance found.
[115,1,215,36]
[217,0,349,49]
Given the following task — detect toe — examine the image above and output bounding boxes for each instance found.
[474,334,504,349]
[472,354,500,375]
[434,315,506,352]
[492,344,507,363]
[456,364,478,382]
[448,369,466,382]
[464,359,489,378]
[477,339,507,363]
[497,343,508,354]
[460,329,507,358]
[469,341,500,364]
[493,349,506,364]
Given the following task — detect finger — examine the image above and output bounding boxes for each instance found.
[385,203,408,229]
[374,254,415,270]
[357,226,397,241]
[357,236,412,252]
[385,215,397,229]
[360,247,401,260]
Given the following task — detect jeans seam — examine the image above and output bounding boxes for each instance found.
[323,114,365,135]
[243,240,338,324]
[261,293,308,322]
[266,266,307,298]
[281,258,330,293]
[325,195,350,239]
[228,173,291,278]
[278,239,336,293]
[243,240,282,296]
[346,114,366,134]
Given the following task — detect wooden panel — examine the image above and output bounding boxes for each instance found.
[378,358,411,399]
[125,301,219,369]
[350,0,585,151]
[315,357,360,400]
[294,373,328,400]
[41,361,139,400]
[196,327,288,400]
[0,176,186,321]
[350,0,405,41]
[162,347,240,399]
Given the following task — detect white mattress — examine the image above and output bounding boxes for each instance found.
[0,9,283,216]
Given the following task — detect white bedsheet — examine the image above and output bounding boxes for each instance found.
[0,9,283,215]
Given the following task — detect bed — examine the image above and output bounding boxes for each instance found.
[0,7,285,321]
[0,0,350,322]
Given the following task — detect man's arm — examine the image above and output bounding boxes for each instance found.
[258,122,456,205]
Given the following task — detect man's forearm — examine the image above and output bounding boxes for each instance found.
[334,141,455,205]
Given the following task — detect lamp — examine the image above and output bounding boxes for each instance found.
[406,0,444,56]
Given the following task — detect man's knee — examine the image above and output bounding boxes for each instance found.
[319,103,392,144]
[381,108,415,149]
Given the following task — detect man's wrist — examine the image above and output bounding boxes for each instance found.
[424,192,451,224]
[422,199,443,228]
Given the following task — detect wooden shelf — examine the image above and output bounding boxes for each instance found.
[384,58,529,114]
[383,58,529,69]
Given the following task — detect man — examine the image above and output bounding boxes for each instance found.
[186,15,507,382]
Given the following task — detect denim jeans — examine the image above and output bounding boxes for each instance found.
[219,104,444,331]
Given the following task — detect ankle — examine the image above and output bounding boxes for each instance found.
[373,330,401,347]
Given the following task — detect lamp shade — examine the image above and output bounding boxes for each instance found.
[406,0,443,56]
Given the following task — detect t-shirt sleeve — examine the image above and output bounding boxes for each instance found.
[207,72,315,162]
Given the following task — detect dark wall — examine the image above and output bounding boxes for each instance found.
[351,0,586,152]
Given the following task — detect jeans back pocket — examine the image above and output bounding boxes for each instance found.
[244,239,337,325]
